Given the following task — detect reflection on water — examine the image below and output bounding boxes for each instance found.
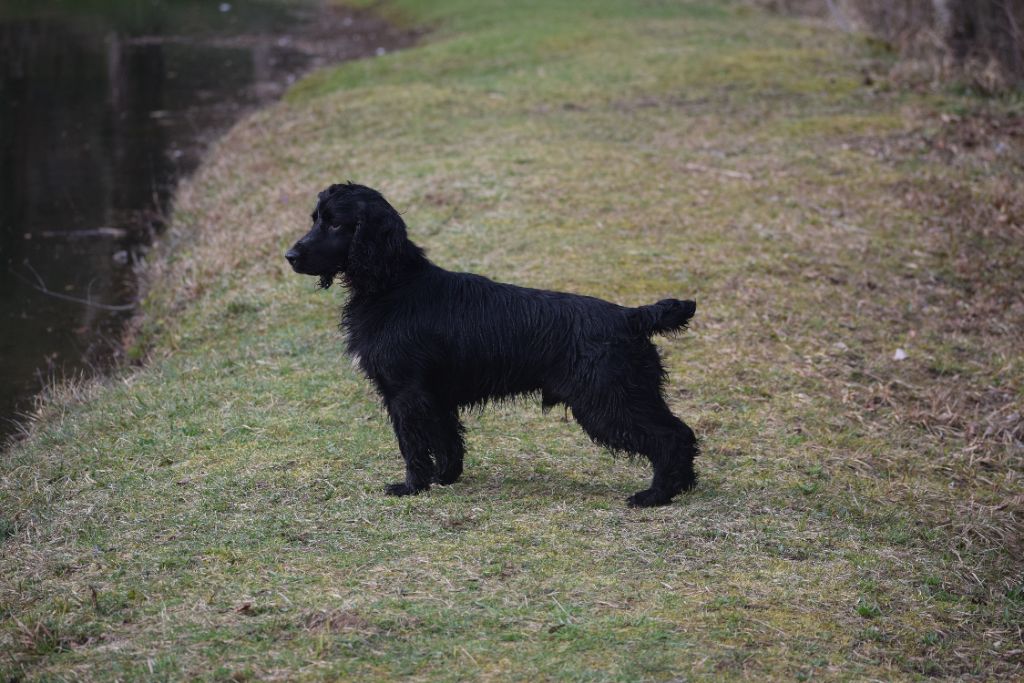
[0,0,412,442]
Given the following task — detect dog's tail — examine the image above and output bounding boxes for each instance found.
[629,299,696,336]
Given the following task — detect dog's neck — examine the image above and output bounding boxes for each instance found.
[342,238,430,296]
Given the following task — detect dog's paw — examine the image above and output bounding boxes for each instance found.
[384,482,427,497]
[627,488,674,508]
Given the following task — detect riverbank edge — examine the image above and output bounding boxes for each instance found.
[0,0,424,451]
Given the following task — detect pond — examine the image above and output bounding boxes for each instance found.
[0,0,413,442]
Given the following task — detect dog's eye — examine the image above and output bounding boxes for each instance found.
[328,224,342,232]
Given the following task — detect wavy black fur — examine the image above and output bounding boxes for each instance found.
[286,183,700,507]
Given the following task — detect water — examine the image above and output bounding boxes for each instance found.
[0,0,413,442]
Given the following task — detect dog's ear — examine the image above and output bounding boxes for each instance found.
[346,198,408,289]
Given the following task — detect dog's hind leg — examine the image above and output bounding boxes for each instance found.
[432,408,466,486]
[624,408,698,508]
[383,389,440,496]
[571,393,698,508]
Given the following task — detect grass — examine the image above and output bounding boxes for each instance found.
[2,0,1023,680]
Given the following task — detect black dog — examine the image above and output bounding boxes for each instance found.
[286,183,699,507]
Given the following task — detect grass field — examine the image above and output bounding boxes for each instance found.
[2,0,1022,680]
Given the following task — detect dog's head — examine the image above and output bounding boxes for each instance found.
[285,183,411,290]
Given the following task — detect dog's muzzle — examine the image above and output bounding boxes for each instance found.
[285,249,301,270]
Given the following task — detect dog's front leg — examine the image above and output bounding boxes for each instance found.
[383,391,438,496]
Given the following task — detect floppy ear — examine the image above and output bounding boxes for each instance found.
[346,199,407,289]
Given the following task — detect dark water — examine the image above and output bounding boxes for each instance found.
[0,0,413,442]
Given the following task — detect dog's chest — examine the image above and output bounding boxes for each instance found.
[341,319,387,380]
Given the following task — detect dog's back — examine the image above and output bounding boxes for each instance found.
[346,263,694,413]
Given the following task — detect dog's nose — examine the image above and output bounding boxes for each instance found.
[285,249,299,265]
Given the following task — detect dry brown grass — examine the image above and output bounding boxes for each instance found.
[756,0,1024,91]
[828,110,1024,569]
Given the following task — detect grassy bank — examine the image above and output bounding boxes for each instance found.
[2,0,1022,680]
